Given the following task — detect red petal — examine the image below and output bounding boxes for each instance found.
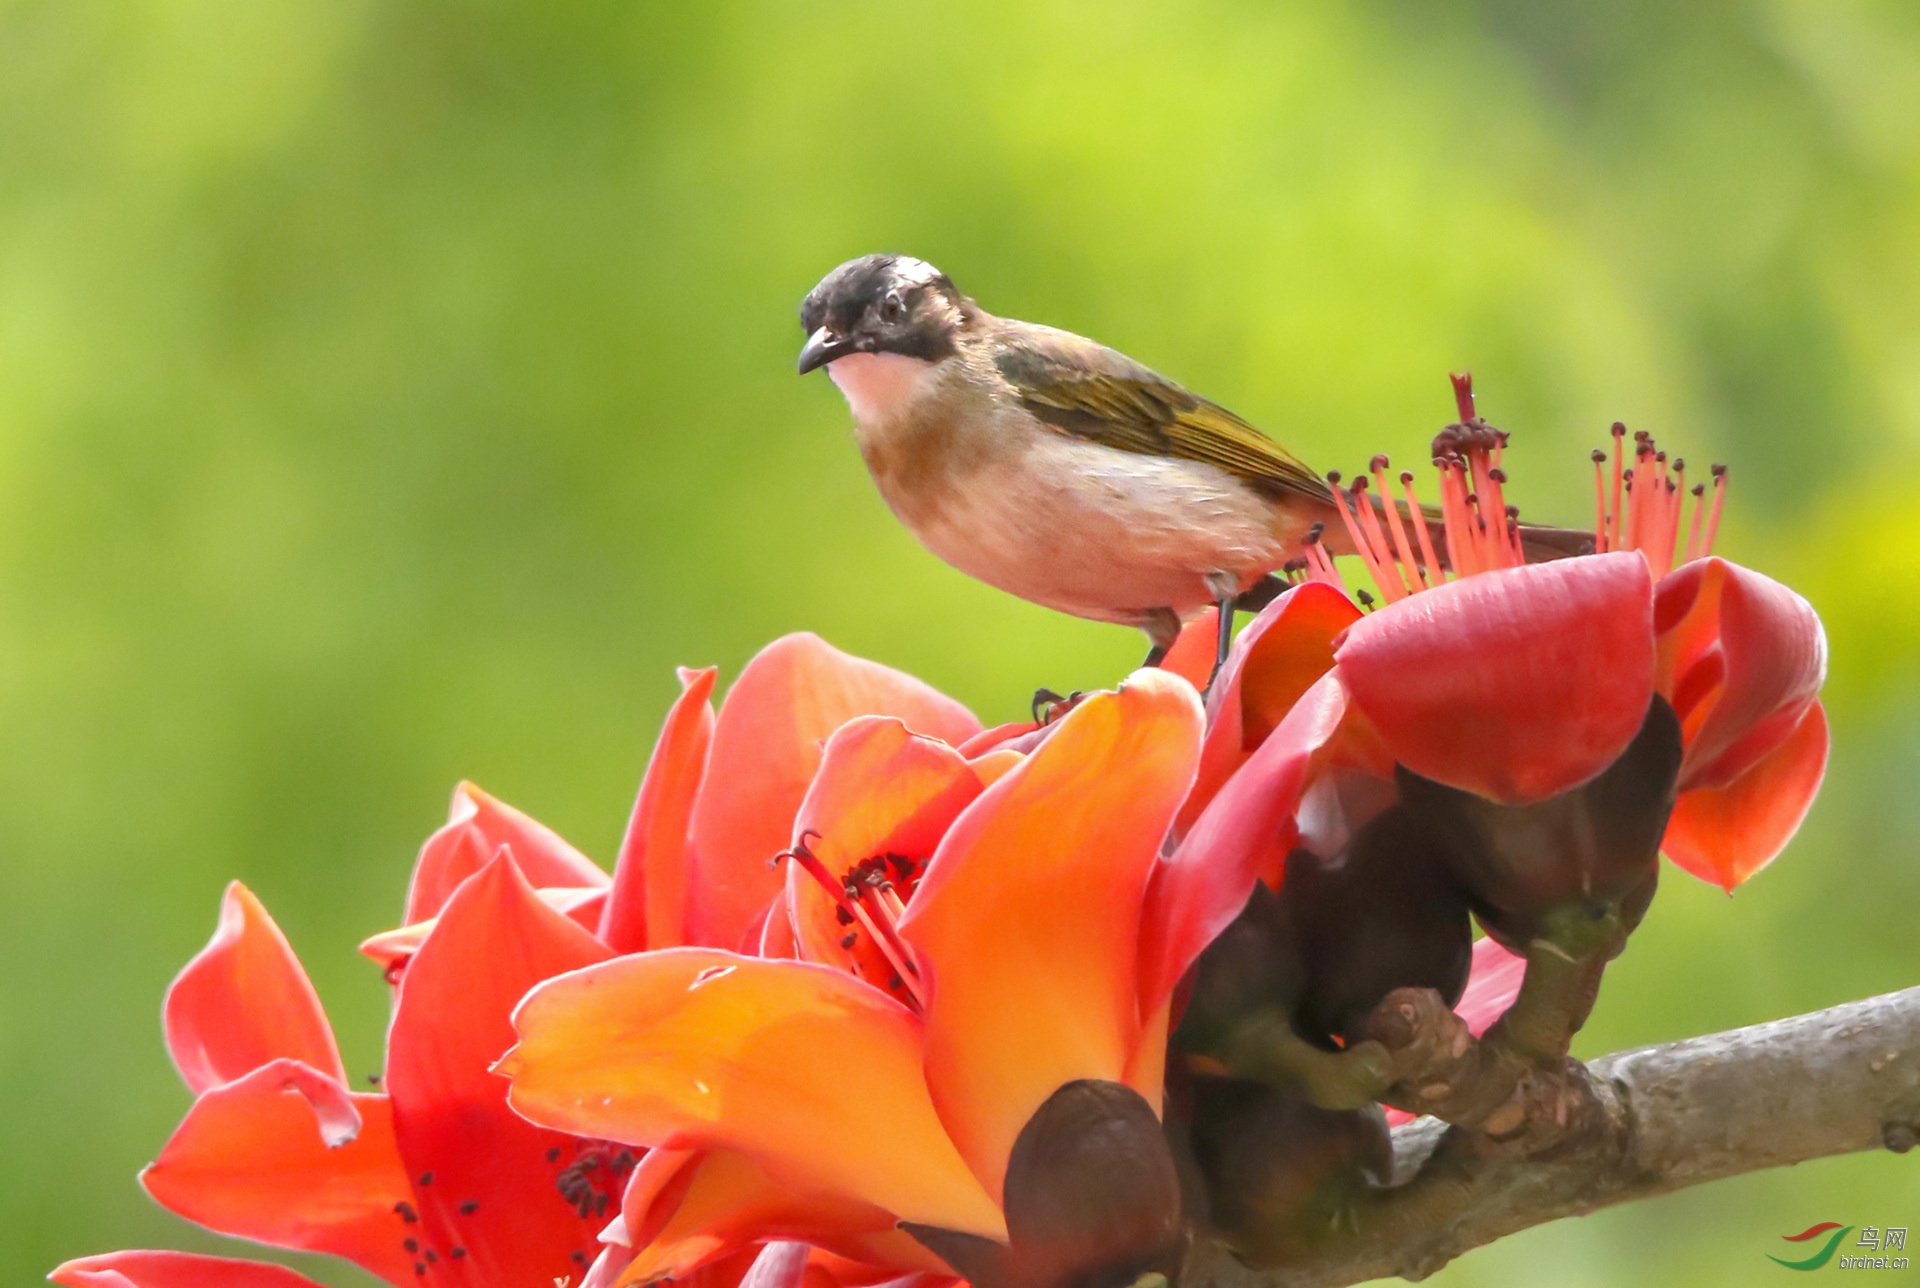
[686,634,981,951]
[386,852,614,1285]
[403,783,608,925]
[901,670,1203,1198]
[164,883,344,1095]
[1663,700,1829,891]
[602,667,718,953]
[1138,673,1350,1020]
[1336,552,1656,804]
[139,1060,415,1285]
[1455,937,1526,1038]
[1654,558,1827,791]
[501,948,1005,1239]
[358,887,610,977]
[786,717,983,985]
[51,1252,331,1288]
[1181,584,1360,835]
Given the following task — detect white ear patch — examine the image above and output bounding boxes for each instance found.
[826,352,936,424]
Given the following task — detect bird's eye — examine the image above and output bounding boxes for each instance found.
[881,292,905,321]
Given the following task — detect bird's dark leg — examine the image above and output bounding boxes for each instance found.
[1204,571,1244,690]
[1211,596,1235,688]
[1140,607,1182,670]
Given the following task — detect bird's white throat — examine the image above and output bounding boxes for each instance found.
[826,351,936,425]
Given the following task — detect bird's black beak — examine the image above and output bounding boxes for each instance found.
[797,326,857,375]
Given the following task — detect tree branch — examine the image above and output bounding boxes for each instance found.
[1182,986,1920,1288]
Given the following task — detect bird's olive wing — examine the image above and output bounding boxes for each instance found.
[992,323,1332,502]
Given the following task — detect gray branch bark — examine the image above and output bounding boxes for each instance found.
[1183,985,1920,1288]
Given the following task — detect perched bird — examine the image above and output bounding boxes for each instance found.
[797,254,1586,677]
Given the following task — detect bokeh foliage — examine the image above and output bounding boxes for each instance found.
[3,1,1917,1284]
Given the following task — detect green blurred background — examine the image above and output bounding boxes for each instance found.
[4,0,1917,1282]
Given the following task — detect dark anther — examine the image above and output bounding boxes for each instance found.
[1591,449,1607,463]
[1692,483,1705,497]
[413,1263,426,1277]
[418,1172,433,1186]
[394,1201,419,1223]
[596,1192,611,1216]
[1400,470,1415,484]
[546,1147,562,1163]
[1711,463,1727,477]
[1305,522,1325,544]
[1370,454,1389,471]
[367,1073,382,1086]
[840,933,858,949]
[1488,468,1507,483]
[459,1200,479,1215]
[1612,421,1627,437]
[834,905,855,926]
[1505,505,1519,519]
[404,1238,419,1253]
[613,1150,636,1174]
[1326,469,1343,484]
[450,1248,467,1259]
[1673,457,1685,471]
[573,1250,589,1264]
[1351,474,1369,494]
[424,1251,438,1264]
[890,974,905,990]
[1355,589,1375,609]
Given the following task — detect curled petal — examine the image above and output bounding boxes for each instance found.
[613,1149,937,1286]
[502,949,1005,1241]
[1159,608,1221,691]
[902,670,1203,1199]
[955,722,1040,758]
[403,782,607,925]
[1138,673,1349,1020]
[787,717,983,982]
[1655,558,1827,791]
[51,1252,331,1288]
[602,667,719,953]
[164,884,344,1095]
[139,1060,415,1284]
[687,634,981,951]
[1336,552,1656,804]
[1663,701,1829,891]
[1182,584,1360,834]
[386,852,614,1286]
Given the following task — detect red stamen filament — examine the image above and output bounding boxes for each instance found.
[782,835,926,1010]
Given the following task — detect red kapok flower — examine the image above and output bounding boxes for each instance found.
[58,631,981,1288]
[499,672,1207,1288]
[1144,385,1827,1000]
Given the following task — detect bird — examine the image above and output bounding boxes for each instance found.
[796,253,1589,681]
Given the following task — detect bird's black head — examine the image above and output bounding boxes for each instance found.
[797,254,970,374]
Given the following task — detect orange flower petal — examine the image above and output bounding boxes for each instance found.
[613,1149,941,1286]
[386,852,614,1285]
[1159,608,1221,691]
[51,1252,331,1288]
[1654,558,1827,792]
[687,634,981,952]
[163,883,344,1095]
[403,782,608,925]
[1336,552,1656,804]
[503,948,1004,1239]
[1663,700,1829,891]
[1180,584,1360,836]
[602,667,719,953]
[900,670,1203,1199]
[785,717,983,985]
[139,1060,416,1284]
